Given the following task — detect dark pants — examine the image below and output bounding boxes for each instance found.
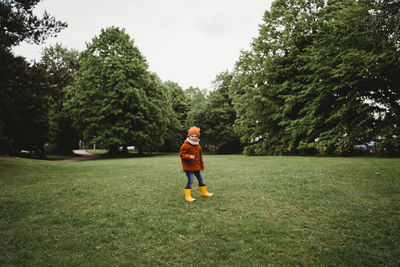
[185,171,205,189]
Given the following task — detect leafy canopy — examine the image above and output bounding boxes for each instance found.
[66,27,168,154]
[231,0,400,155]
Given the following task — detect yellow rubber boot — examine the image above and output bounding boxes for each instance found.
[199,185,214,197]
[184,188,196,202]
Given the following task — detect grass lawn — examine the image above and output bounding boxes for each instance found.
[0,154,399,266]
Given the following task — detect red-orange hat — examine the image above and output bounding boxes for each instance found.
[188,126,200,137]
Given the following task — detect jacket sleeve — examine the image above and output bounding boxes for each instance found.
[200,147,205,170]
[179,144,192,160]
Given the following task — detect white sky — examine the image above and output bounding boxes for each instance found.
[12,0,273,90]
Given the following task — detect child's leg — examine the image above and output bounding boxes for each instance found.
[194,171,213,197]
[184,171,196,202]
[193,171,205,186]
[185,171,194,189]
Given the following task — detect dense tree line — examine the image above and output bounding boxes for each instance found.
[230,0,400,155]
[1,0,399,157]
[0,0,67,157]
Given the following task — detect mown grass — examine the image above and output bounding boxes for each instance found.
[0,154,399,266]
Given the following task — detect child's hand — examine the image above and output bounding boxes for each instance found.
[190,155,195,160]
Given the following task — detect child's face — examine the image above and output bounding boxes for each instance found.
[189,134,199,142]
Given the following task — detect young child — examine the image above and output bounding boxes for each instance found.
[179,126,213,202]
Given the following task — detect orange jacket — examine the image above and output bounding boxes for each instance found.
[179,139,204,171]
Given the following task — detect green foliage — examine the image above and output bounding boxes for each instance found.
[363,0,400,152]
[65,27,168,154]
[40,44,80,154]
[0,51,49,157]
[198,71,242,153]
[0,0,67,48]
[0,0,66,156]
[184,86,208,129]
[162,81,190,152]
[231,0,400,155]
[2,0,399,156]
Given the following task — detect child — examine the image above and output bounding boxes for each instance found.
[179,126,213,202]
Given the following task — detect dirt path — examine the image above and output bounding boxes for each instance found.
[58,150,103,162]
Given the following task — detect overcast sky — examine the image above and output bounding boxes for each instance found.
[12,0,273,90]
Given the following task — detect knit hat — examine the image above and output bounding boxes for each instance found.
[188,126,200,137]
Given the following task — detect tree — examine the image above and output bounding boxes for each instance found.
[199,71,242,153]
[230,0,400,155]
[0,0,67,156]
[364,0,400,152]
[231,0,323,155]
[296,0,400,153]
[66,27,167,154]
[162,81,190,151]
[285,0,377,154]
[0,0,67,48]
[40,44,80,154]
[0,53,49,157]
[185,86,208,129]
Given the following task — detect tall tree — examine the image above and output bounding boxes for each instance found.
[0,55,49,157]
[364,0,400,152]
[231,0,323,155]
[0,0,67,48]
[285,0,376,153]
[231,0,400,155]
[295,0,400,153]
[40,44,80,154]
[0,0,67,155]
[66,27,167,154]
[199,71,242,153]
[185,86,207,129]
[162,81,190,151]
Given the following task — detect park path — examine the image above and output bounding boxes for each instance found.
[59,150,102,162]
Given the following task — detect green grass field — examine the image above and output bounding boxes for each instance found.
[1,154,399,266]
